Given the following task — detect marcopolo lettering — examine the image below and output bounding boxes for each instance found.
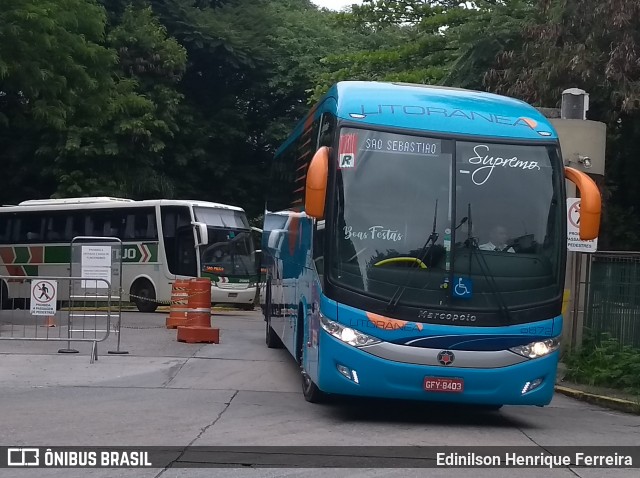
[418,310,477,322]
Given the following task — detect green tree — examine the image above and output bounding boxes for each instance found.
[310,1,531,98]
[52,4,188,198]
[0,0,115,203]
[484,0,640,249]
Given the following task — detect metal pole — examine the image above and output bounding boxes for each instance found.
[570,253,583,351]
[59,242,79,354]
[109,238,128,354]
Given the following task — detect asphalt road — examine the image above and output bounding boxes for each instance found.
[0,310,638,477]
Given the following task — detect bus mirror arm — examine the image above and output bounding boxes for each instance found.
[192,221,209,246]
[305,147,329,219]
[564,167,602,240]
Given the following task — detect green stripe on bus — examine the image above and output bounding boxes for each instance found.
[14,247,30,264]
[45,245,71,264]
[23,265,38,276]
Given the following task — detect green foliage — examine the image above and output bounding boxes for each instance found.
[1,0,639,242]
[564,329,640,395]
[0,0,115,129]
[311,1,531,100]
[483,0,640,249]
[51,4,188,199]
[441,0,535,89]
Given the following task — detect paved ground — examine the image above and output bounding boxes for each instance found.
[1,310,639,477]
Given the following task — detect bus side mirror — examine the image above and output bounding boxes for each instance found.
[193,222,209,246]
[305,147,329,219]
[565,167,601,240]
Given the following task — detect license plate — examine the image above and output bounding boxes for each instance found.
[424,377,464,393]
[228,293,238,298]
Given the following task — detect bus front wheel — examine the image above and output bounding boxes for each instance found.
[131,279,158,313]
[302,371,325,403]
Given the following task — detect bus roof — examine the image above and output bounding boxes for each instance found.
[278,81,557,155]
[2,198,245,213]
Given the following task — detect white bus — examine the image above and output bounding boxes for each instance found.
[0,197,258,312]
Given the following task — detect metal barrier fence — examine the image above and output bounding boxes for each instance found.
[584,251,640,349]
[70,236,125,355]
[0,276,120,363]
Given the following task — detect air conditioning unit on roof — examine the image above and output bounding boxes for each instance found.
[18,197,134,206]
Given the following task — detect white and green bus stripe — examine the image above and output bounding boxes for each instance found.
[0,243,160,276]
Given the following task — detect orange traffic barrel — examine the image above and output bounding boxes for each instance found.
[166,279,190,329]
[177,278,219,343]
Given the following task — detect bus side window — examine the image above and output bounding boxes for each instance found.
[138,211,157,240]
[313,220,325,283]
[317,113,336,149]
[123,213,136,240]
[122,208,157,241]
[0,216,10,244]
[107,210,126,237]
[46,215,67,242]
[64,213,86,240]
[85,214,101,237]
[19,214,44,243]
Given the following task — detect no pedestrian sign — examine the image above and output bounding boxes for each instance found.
[567,198,598,253]
[30,280,58,316]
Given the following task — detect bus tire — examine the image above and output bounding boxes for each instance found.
[131,279,158,313]
[302,371,326,403]
[1,281,9,310]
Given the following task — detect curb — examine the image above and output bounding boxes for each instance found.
[555,385,640,415]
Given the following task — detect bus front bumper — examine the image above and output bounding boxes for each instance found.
[211,285,256,305]
[316,332,558,406]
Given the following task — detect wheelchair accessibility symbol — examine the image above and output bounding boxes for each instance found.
[453,277,473,299]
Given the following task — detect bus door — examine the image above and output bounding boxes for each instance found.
[160,206,198,278]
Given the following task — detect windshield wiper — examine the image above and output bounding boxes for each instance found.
[463,203,512,324]
[386,200,440,312]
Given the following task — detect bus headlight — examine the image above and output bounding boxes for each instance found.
[509,337,561,359]
[320,316,381,347]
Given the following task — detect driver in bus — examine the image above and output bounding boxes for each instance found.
[479,225,515,253]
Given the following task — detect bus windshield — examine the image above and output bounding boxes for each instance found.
[194,207,256,278]
[200,229,256,277]
[330,127,564,313]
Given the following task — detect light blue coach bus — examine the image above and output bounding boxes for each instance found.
[260,81,601,407]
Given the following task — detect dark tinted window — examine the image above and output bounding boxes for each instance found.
[123,208,158,240]
[86,210,126,237]
[452,142,564,308]
[0,207,158,244]
[161,206,196,276]
[45,214,68,241]
[331,128,452,305]
[15,213,45,243]
[0,215,11,243]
